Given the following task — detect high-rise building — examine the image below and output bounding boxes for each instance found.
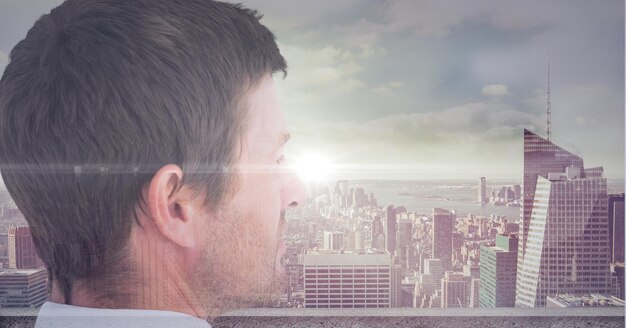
[352,188,367,208]
[478,217,488,238]
[608,194,625,263]
[513,185,522,200]
[335,180,349,197]
[414,272,435,307]
[7,226,43,270]
[431,208,455,270]
[323,231,343,250]
[371,215,384,249]
[516,130,611,307]
[303,251,392,308]
[478,177,487,203]
[441,271,466,308]
[504,187,514,202]
[353,231,364,250]
[452,232,464,261]
[369,192,377,207]
[384,205,397,256]
[391,264,403,308]
[423,258,444,291]
[396,220,413,268]
[403,245,418,272]
[463,262,480,307]
[469,279,480,308]
[520,129,583,261]
[0,268,48,307]
[480,234,518,307]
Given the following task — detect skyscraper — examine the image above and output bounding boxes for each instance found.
[516,130,611,307]
[441,271,466,308]
[371,215,384,249]
[520,129,583,260]
[352,187,367,208]
[469,279,480,308]
[396,220,413,268]
[431,208,455,270]
[384,205,397,256]
[354,231,364,250]
[480,234,518,307]
[463,262,480,307]
[7,226,43,270]
[323,231,343,250]
[513,185,522,200]
[478,177,487,203]
[391,264,403,308]
[608,193,625,264]
[335,180,349,197]
[423,258,444,291]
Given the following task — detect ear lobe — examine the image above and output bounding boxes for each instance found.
[146,164,196,248]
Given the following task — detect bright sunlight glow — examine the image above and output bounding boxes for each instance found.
[291,153,334,182]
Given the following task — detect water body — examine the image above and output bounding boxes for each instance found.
[347,179,624,220]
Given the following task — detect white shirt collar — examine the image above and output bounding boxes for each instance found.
[35,301,211,328]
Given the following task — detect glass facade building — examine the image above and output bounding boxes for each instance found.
[431,208,455,270]
[480,234,518,307]
[441,271,466,308]
[516,130,611,307]
[608,194,625,264]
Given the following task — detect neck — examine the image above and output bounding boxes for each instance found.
[49,242,207,319]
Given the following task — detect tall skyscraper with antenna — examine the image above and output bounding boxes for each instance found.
[545,60,552,141]
[515,60,611,306]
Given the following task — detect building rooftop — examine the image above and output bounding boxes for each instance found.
[304,251,391,266]
[0,268,45,276]
[547,294,625,308]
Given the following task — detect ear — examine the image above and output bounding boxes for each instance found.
[145,164,196,248]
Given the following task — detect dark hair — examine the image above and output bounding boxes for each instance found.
[0,0,286,304]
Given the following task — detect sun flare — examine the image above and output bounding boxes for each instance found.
[291,153,334,182]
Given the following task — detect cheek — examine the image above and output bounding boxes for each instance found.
[245,174,282,234]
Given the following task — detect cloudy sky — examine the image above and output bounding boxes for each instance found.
[0,1,623,180]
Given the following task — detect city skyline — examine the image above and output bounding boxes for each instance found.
[0,1,623,180]
[0,0,623,323]
[0,130,622,309]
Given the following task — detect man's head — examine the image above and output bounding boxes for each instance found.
[0,0,306,318]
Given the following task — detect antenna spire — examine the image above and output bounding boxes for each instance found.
[546,57,552,141]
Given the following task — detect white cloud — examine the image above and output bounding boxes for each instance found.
[384,0,484,37]
[277,43,365,90]
[481,84,511,96]
[275,42,374,124]
[374,80,403,93]
[286,102,543,179]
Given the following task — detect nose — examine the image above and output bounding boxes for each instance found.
[280,168,308,209]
